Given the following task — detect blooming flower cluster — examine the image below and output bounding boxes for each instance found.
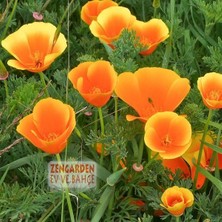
[1,0,222,220]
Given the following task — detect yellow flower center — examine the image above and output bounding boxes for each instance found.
[44,133,58,142]
[33,51,44,68]
[207,90,222,101]
[162,135,172,147]
[91,87,101,94]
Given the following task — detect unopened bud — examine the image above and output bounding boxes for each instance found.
[152,0,160,9]
[0,60,8,80]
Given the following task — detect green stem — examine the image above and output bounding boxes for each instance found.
[0,0,18,41]
[162,0,174,68]
[107,189,115,219]
[98,107,105,136]
[175,216,180,222]
[114,95,118,124]
[193,109,213,189]
[137,135,144,166]
[39,72,49,97]
[4,80,9,99]
[56,154,75,222]
[209,129,221,179]
[98,107,105,166]
[37,199,62,222]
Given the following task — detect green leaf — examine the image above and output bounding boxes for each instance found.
[194,163,222,193]
[203,141,222,154]
[106,167,127,186]
[0,167,9,185]
[91,186,115,222]
[0,153,48,171]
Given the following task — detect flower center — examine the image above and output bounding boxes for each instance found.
[91,87,101,94]
[207,90,222,101]
[33,51,44,68]
[161,135,172,147]
[44,133,58,142]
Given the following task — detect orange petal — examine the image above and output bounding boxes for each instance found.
[115,67,190,122]
[2,22,67,73]
[68,62,93,90]
[144,112,192,159]
[81,0,118,25]
[131,19,169,55]
[179,187,194,207]
[89,6,136,44]
[162,157,190,178]
[197,72,222,109]
[164,78,190,110]
[32,98,71,137]
[115,72,152,118]
[87,60,117,91]
[16,114,45,149]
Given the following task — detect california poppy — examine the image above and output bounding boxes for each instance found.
[161,186,194,217]
[115,67,190,122]
[182,132,215,189]
[131,19,169,55]
[144,112,192,159]
[89,6,136,46]
[17,98,76,154]
[197,72,222,109]
[162,157,191,179]
[68,60,117,107]
[81,0,118,25]
[1,22,67,73]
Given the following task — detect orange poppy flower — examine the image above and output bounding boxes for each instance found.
[162,157,190,179]
[81,0,118,25]
[144,112,192,159]
[16,98,76,154]
[131,19,169,55]
[115,67,190,122]
[1,22,67,73]
[197,72,222,109]
[68,60,117,107]
[161,186,194,217]
[89,6,136,46]
[182,132,215,189]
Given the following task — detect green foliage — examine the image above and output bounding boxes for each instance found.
[108,29,146,73]
[203,37,222,72]
[195,190,222,221]
[1,0,222,221]
[0,182,60,221]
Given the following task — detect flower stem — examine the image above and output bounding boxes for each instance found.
[162,0,174,68]
[114,95,118,124]
[193,109,213,189]
[39,72,49,97]
[137,135,144,166]
[56,154,75,222]
[98,107,105,166]
[4,80,9,99]
[98,107,105,136]
[0,0,18,41]
[175,216,180,222]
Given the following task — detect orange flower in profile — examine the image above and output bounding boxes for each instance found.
[1,22,67,73]
[131,19,169,55]
[144,112,192,159]
[162,158,191,179]
[161,186,194,217]
[68,60,117,107]
[182,132,215,189]
[197,72,222,109]
[115,67,190,122]
[81,0,118,25]
[89,6,136,46]
[16,98,76,154]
